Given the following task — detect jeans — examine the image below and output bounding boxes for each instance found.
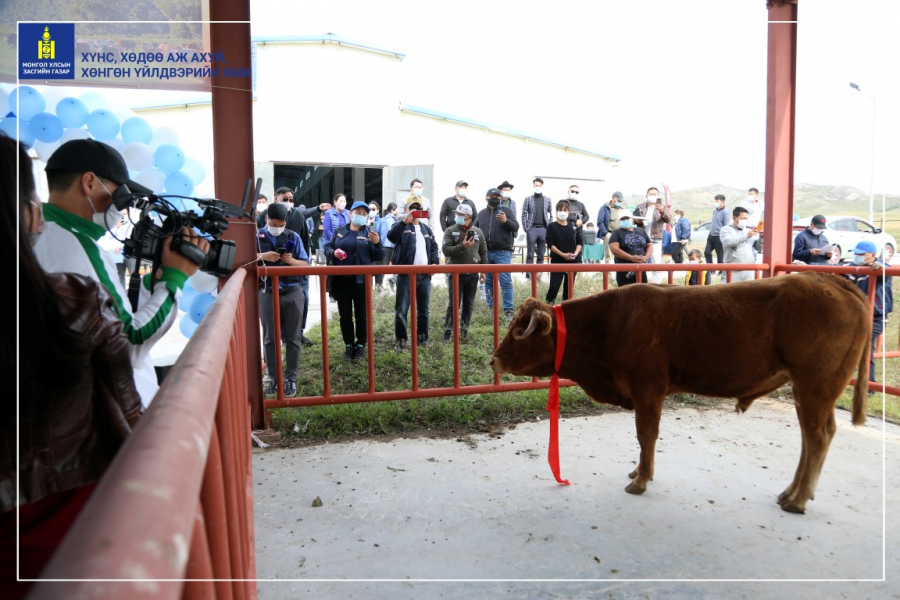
[870,319,884,382]
[300,276,309,332]
[485,249,513,311]
[395,274,432,342]
[443,273,479,333]
[526,227,547,266]
[383,247,396,284]
[259,286,305,381]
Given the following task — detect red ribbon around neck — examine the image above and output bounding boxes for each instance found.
[547,304,570,485]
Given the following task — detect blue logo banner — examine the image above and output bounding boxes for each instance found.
[19,23,75,80]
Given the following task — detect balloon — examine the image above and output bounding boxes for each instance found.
[0,87,9,116]
[189,293,216,324]
[59,127,90,143]
[102,137,126,156]
[122,141,153,171]
[56,97,89,128]
[151,126,180,149]
[29,112,64,143]
[113,107,136,124]
[179,280,198,312]
[154,143,186,174]
[9,86,46,120]
[165,170,194,196]
[32,139,62,162]
[78,91,108,112]
[0,117,35,147]
[134,168,167,193]
[181,157,206,186]
[86,109,120,140]
[121,117,153,145]
[179,316,199,338]
[190,271,218,294]
[40,86,71,113]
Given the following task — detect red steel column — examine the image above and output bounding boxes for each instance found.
[763,0,798,273]
[210,3,264,427]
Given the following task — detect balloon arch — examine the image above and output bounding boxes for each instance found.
[2,84,218,338]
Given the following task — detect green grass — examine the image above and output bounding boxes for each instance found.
[268,274,899,443]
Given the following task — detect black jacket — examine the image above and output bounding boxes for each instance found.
[387,220,440,268]
[324,224,386,284]
[473,206,520,251]
[439,196,478,231]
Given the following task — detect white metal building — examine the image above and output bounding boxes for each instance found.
[134,34,622,229]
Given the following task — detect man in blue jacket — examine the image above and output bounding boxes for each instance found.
[792,215,834,265]
[672,209,691,264]
[387,196,440,348]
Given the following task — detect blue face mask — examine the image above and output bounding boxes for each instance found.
[620,219,633,229]
[455,215,466,226]
[853,255,866,266]
[351,214,368,227]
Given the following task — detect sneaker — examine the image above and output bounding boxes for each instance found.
[284,381,297,397]
[443,331,452,343]
[343,344,354,360]
[504,310,514,320]
[417,335,429,347]
[264,380,277,396]
[301,335,314,347]
[461,328,468,340]
[354,344,367,360]
[394,340,408,351]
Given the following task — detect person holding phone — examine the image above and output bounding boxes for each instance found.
[473,188,520,319]
[441,204,487,342]
[387,196,440,349]
[256,202,309,397]
[324,201,384,360]
[545,200,584,303]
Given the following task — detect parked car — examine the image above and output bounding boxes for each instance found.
[792,216,896,265]
[691,221,711,250]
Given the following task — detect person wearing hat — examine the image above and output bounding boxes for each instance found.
[257,202,310,395]
[441,203,487,342]
[387,195,440,348]
[608,209,652,287]
[34,139,210,407]
[497,180,517,215]
[792,215,833,265]
[840,240,893,388]
[597,191,625,263]
[439,180,477,232]
[325,201,384,360]
[521,177,552,281]
[474,187,520,318]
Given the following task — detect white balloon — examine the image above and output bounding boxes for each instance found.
[102,137,126,156]
[134,168,167,193]
[181,156,206,186]
[60,127,91,143]
[79,91,108,112]
[39,86,71,113]
[0,86,11,116]
[112,107,136,123]
[190,271,219,294]
[32,139,62,162]
[151,126,180,149]
[122,141,153,171]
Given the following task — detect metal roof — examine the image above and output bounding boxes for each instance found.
[399,103,622,162]
[250,33,406,60]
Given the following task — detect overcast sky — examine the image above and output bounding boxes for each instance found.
[249,0,897,195]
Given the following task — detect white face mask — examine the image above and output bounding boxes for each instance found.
[336,199,346,210]
[267,224,285,236]
[647,195,659,202]
[534,187,543,195]
[747,196,757,203]
[688,259,697,264]
[738,219,749,229]
[557,211,569,221]
[501,190,510,198]
[715,202,722,208]
[811,228,824,236]
[412,187,423,196]
[88,180,119,229]
[457,189,466,198]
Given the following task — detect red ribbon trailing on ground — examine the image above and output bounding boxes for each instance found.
[547,304,570,485]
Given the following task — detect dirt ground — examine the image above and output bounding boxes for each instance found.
[251,398,899,599]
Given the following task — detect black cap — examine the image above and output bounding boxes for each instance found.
[486,187,503,198]
[46,139,154,197]
[498,180,514,190]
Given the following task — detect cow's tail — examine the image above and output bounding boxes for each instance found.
[852,341,869,426]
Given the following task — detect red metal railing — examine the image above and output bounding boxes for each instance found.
[29,269,257,599]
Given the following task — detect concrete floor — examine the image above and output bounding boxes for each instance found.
[251,398,899,599]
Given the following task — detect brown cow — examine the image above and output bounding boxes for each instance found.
[489,272,870,514]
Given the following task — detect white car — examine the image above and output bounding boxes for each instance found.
[690,221,711,249]
[792,216,896,265]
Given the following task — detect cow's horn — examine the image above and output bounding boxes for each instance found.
[520,309,544,339]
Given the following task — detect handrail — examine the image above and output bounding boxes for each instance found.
[29,268,256,599]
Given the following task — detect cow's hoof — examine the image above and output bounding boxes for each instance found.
[780,500,806,514]
[628,469,638,479]
[777,491,789,505]
[625,481,646,495]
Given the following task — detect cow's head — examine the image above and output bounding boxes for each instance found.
[489,298,557,377]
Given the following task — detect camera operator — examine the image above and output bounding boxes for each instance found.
[33,139,210,407]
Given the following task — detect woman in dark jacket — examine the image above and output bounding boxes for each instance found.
[324,201,385,359]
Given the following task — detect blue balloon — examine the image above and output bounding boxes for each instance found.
[121,117,153,145]
[189,293,216,324]
[56,97,89,128]
[179,316,199,338]
[179,280,198,312]
[29,112,63,143]
[9,86,45,120]
[0,117,35,147]
[86,109,120,140]
[181,157,206,186]
[154,143,186,174]
[165,171,194,197]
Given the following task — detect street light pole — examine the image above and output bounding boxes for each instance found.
[850,82,875,225]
